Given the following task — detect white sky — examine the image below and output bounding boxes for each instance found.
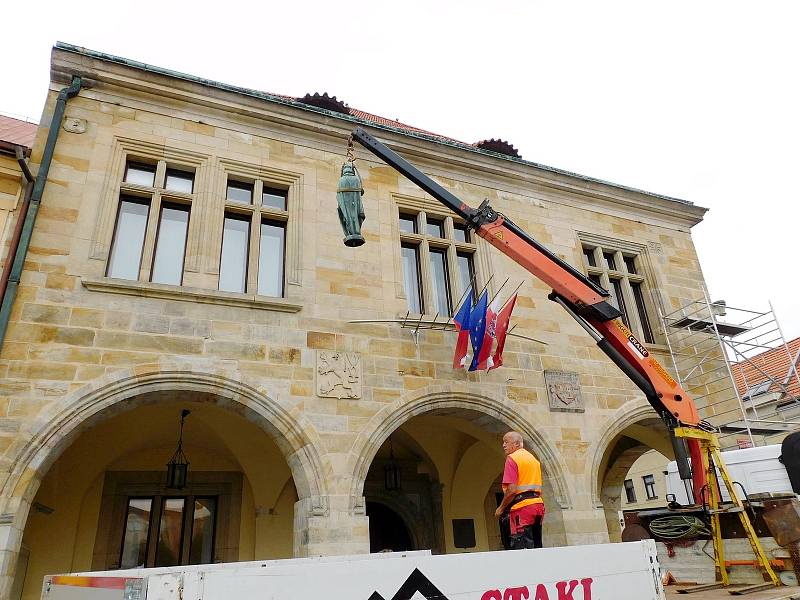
[3,1,799,340]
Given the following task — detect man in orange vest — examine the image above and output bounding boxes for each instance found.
[494,431,545,549]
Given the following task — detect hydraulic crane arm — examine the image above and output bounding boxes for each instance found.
[351,126,700,429]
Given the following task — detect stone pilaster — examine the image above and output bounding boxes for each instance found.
[293,495,369,557]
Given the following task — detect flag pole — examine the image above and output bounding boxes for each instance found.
[476,273,495,299]
[442,272,479,330]
[488,277,510,306]
[498,281,524,311]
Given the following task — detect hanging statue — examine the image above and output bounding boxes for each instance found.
[336,137,365,247]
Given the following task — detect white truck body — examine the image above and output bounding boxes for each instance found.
[42,541,665,600]
[666,443,794,505]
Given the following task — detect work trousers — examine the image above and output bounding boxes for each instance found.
[508,517,543,549]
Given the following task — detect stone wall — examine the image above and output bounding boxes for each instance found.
[0,45,713,596]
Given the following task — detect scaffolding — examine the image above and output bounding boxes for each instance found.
[661,294,800,449]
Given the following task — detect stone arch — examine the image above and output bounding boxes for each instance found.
[0,365,329,555]
[587,400,672,506]
[348,385,573,510]
[587,399,675,541]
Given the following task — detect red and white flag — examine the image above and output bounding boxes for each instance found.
[488,294,517,371]
[476,296,501,370]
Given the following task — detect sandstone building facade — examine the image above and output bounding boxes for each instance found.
[0,44,710,599]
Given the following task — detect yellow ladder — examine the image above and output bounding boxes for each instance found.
[674,428,779,587]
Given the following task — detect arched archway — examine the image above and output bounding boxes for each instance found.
[349,387,571,553]
[349,387,573,509]
[588,400,675,541]
[0,367,329,598]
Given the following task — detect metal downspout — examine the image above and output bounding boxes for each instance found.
[0,75,81,351]
[0,149,35,302]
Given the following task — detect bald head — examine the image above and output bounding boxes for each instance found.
[502,431,524,455]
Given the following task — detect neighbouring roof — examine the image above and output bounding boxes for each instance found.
[733,337,800,402]
[53,42,697,207]
[0,114,38,150]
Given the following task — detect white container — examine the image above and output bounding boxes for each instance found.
[41,541,666,600]
[666,444,793,505]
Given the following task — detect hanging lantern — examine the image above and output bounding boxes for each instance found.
[166,409,191,489]
[336,135,365,247]
[384,436,401,491]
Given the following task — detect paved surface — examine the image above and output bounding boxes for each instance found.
[665,585,800,599]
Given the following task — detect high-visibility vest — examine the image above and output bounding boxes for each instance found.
[503,448,544,510]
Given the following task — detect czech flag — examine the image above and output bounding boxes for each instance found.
[452,295,472,369]
[488,294,518,371]
[468,291,489,371]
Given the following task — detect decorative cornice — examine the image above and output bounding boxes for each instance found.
[50,43,707,229]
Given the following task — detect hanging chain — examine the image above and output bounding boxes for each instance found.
[346,134,355,164]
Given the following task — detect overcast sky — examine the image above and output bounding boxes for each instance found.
[3,1,798,342]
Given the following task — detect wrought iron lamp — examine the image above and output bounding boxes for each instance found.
[384,436,401,491]
[166,409,191,489]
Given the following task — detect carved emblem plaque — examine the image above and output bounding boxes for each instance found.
[544,370,584,413]
[316,351,362,399]
[63,117,87,134]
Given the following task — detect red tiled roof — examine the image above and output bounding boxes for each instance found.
[0,114,38,149]
[348,108,466,146]
[732,337,800,401]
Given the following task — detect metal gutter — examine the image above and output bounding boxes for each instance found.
[0,75,82,351]
[54,41,695,207]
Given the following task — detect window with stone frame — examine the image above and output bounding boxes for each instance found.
[218,176,288,297]
[643,474,657,500]
[93,471,242,570]
[623,478,637,503]
[580,241,656,344]
[398,208,477,316]
[106,160,194,285]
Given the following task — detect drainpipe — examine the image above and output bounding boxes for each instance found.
[0,76,82,351]
[0,148,35,302]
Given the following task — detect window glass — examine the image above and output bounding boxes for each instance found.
[453,223,470,243]
[258,221,285,297]
[120,498,152,569]
[457,252,475,302]
[401,244,422,314]
[226,180,253,205]
[125,163,155,187]
[155,498,185,567]
[624,479,636,503]
[151,204,189,285]
[399,214,417,234]
[603,251,617,271]
[631,282,654,343]
[219,215,250,293]
[610,279,629,326]
[429,248,452,316]
[588,273,603,289]
[262,187,287,211]
[189,498,217,565]
[623,256,637,274]
[583,247,597,268]
[426,218,444,238]
[643,475,657,500]
[107,198,150,280]
[165,169,194,194]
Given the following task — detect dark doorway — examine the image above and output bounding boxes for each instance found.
[366,501,413,553]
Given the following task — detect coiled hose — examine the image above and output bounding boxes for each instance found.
[648,515,711,540]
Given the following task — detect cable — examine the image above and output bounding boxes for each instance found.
[648,515,711,540]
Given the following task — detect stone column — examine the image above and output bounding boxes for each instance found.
[293,495,370,557]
